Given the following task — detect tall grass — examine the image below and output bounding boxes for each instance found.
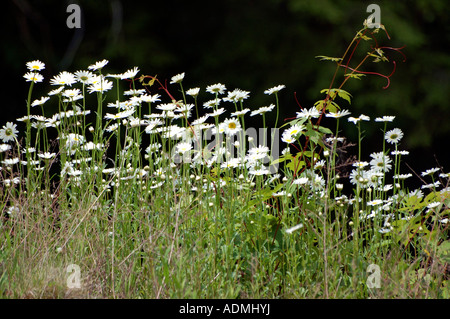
[0,22,449,299]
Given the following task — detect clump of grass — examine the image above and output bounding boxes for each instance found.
[0,21,449,299]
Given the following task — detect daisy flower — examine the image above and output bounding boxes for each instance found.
[375,116,395,122]
[191,115,210,125]
[223,89,250,103]
[391,150,409,156]
[348,114,370,124]
[186,87,200,97]
[38,152,56,160]
[120,67,139,79]
[264,84,285,95]
[208,107,226,118]
[221,158,241,169]
[156,103,178,112]
[88,59,109,71]
[2,158,20,166]
[385,128,404,144]
[48,86,65,96]
[50,71,76,86]
[222,118,241,136]
[23,72,44,83]
[285,124,305,138]
[106,123,119,133]
[141,94,161,103]
[176,142,192,154]
[421,167,440,177]
[393,173,412,180]
[74,70,95,84]
[231,108,250,117]
[64,133,85,148]
[249,167,270,176]
[124,89,146,96]
[427,202,441,209]
[203,98,221,109]
[293,177,309,185]
[370,152,392,173]
[31,96,50,107]
[26,60,45,72]
[0,122,19,143]
[296,107,320,119]
[281,131,296,144]
[353,161,369,168]
[349,168,370,187]
[325,109,351,118]
[285,223,303,234]
[421,181,441,189]
[0,144,12,153]
[206,83,226,95]
[367,199,384,206]
[88,78,113,94]
[250,104,275,116]
[104,108,135,120]
[170,72,185,84]
[63,89,82,99]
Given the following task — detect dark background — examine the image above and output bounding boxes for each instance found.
[3,0,450,187]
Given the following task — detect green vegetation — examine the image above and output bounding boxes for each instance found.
[0,21,449,299]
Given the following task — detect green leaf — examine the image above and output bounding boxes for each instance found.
[315,55,342,62]
[437,240,450,264]
[345,73,366,80]
[336,89,352,104]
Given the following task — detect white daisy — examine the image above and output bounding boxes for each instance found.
[206,83,226,95]
[385,128,404,144]
[370,152,392,173]
[50,71,76,86]
[203,98,221,109]
[88,78,113,93]
[325,109,351,118]
[293,177,309,185]
[23,72,44,83]
[38,152,56,160]
[222,118,241,136]
[176,142,192,154]
[208,107,226,118]
[296,107,320,119]
[264,84,285,95]
[348,114,370,124]
[120,67,139,79]
[421,167,440,177]
[231,108,250,117]
[0,144,12,152]
[26,60,45,72]
[375,116,395,122]
[223,89,250,103]
[0,122,19,143]
[250,104,275,116]
[31,96,50,107]
[170,72,185,84]
[74,70,95,84]
[186,87,200,96]
[88,59,109,71]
